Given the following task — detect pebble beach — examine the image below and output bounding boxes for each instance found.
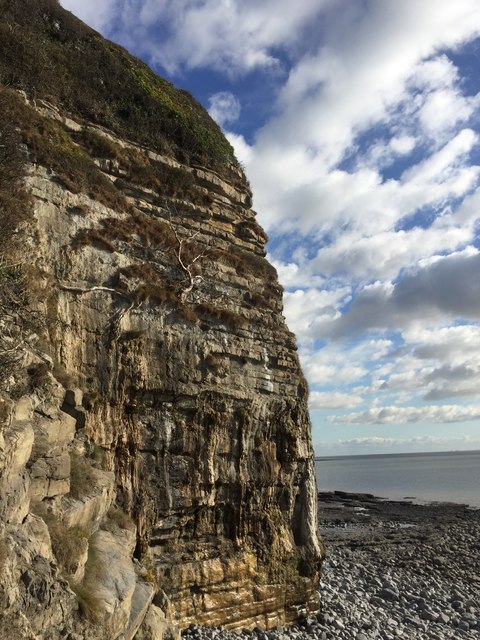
[183,492,480,640]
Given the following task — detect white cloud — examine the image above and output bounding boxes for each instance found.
[268,256,325,290]
[410,54,459,91]
[402,128,478,184]
[239,5,480,257]
[96,0,330,76]
[317,249,480,339]
[251,123,480,240]
[309,390,364,410]
[419,89,480,138]
[225,132,253,166]
[329,404,480,424]
[298,339,392,390]
[390,136,416,155]
[301,354,367,388]
[409,54,480,140]
[310,222,474,282]
[283,287,349,342]
[208,92,241,127]
[338,434,475,447]
[362,323,480,407]
[363,135,417,172]
[408,325,480,363]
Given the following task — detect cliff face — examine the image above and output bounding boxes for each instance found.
[0,2,323,638]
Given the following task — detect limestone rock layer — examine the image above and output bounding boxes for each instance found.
[0,1,323,637]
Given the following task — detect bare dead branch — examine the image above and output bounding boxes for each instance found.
[58,283,131,299]
[168,213,208,302]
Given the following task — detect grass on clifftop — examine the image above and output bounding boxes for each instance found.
[0,0,238,173]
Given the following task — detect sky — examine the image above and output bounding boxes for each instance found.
[60,0,480,456]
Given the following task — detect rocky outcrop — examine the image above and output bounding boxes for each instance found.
[23,117,322,630]
[0,1,323,637]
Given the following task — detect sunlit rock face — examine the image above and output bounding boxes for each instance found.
[26,125,323,629]
[0,0,323,636]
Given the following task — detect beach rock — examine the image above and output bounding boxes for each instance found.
[297,495,480,640]
[378,588,399,602]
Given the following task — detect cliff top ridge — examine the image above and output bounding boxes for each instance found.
[0,0,237,173]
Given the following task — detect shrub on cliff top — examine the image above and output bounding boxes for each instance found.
[0,0,238,173]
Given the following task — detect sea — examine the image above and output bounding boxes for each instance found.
[315,449,480,507]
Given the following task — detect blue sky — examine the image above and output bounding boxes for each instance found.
[61,0,480,456]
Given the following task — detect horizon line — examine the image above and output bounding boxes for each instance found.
[315,448,480,460]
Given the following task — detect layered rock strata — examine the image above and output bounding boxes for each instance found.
[0,2,323,637]
[26,108,322,629]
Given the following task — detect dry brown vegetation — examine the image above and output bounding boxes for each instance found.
[204,353,223,371]
[74,128,207,204]
[119,264,198,323]
[103,505,134,533]
[32,502,89,576]
[102,210,177,249]
[73,209,178,262]
[73,229,116,253]
[27,362,50,391]
[195,303,247,330]
[0,90,46,386]
[0,89,127,212]
[69,581,103,623]
[69,542,110,624]
[0,536,8,571]
[69,454,99,499]
[74,128,121,160]
[122,150,196,199]
[0,90,30,239]
[210,246,278,284]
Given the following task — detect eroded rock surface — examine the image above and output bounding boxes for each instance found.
[0,1,323,637]
[23,119,323,629]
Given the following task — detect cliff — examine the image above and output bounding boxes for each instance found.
[0,2,323,638]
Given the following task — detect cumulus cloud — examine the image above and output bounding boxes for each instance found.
[283,287,349,342]
[409,325,480,362]
[329,404,480,424]
[147,0,322,75]
[208,92,241,127]
[361,323,480,406]
[338,435,475,447]
[419,89,479,138]
[423,364,480,400]
[225,132,253,166]
[309,390,364,410]
[248,1,480,226]
[309,222,474,282]
[298,339,392,391]
[318,250,480,339]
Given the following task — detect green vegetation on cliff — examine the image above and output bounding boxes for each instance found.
[0,0,237,171]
